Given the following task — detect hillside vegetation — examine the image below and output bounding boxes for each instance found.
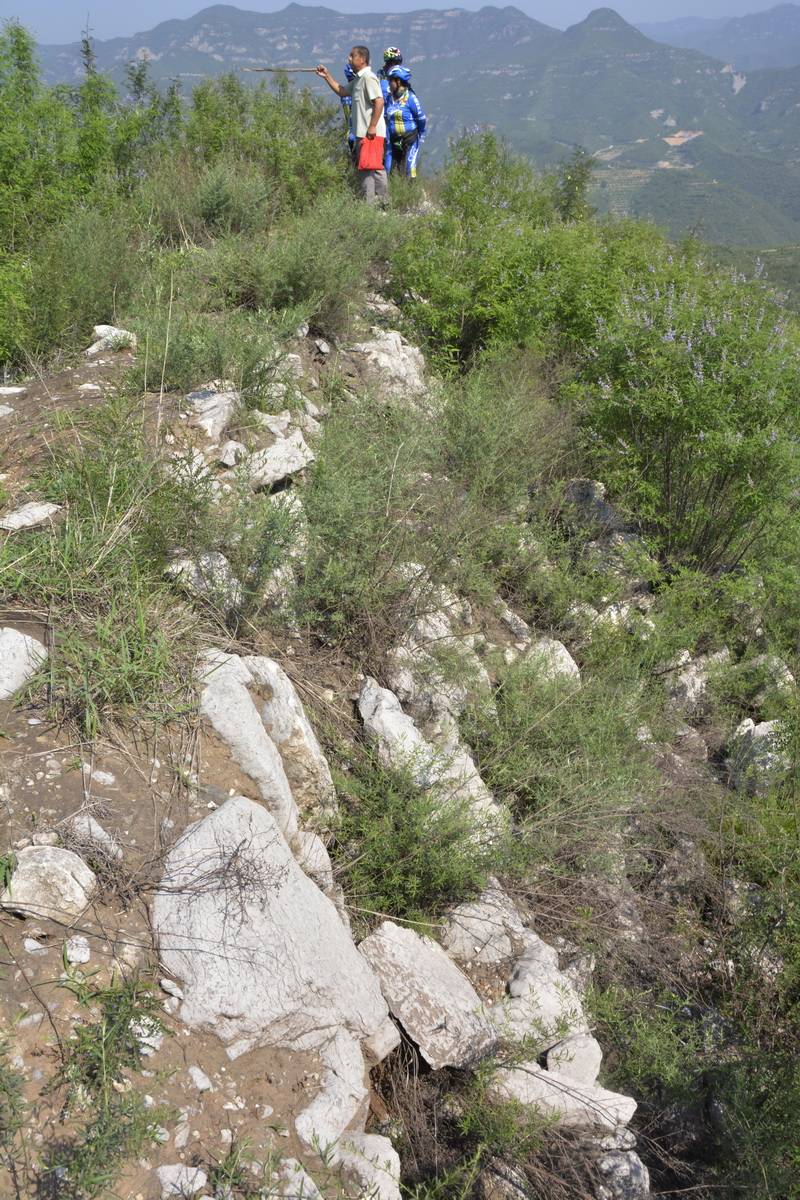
[33,3,800,249]
[1,21,800,1200]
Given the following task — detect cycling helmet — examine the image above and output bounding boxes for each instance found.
[383,46,403,65]
[344,62,355,80]
[387,65,412,83]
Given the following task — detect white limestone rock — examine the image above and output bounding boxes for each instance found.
[85,324,137,356]
[274,1159,323,1200]
[65,935,91,965]
[359,920,497,1069]
[0,405,13,419]
[0,502,61,532]
[67,813,123,861]
[246,430,315,489]
[488,1062,636,1130]
[489,931,589,1051]
[218,439,247,467]
[156,1165,207,1198]
[334,1133,402,1200]
[441,879,526,965]
[668,649,730,718]
[728,718,789,795]
[252,408,293,437]
[350,328,426,399]
[524,637,581,686]
[0,628,47,699]
[363,1017,402,1066]
[165,551,243,615]
[198,650,299,836]
[1,846,96,922]
[246,656,337,820]
[546,1032,603,1087]
[0,385,25,397]
[595,1149,651,1200]
[295,1029,369,1152]
[152,796,388,1058]
[358,677,435,786]
[184,381,239,440]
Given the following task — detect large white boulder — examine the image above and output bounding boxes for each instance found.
[246,430,315,489]
[184,380,239,440]
[1,846,96,922]
[488,1062,636,1130]
[0,628,47,700]
[151,797,388,1058]
[198,650,299,836]
[350,328,426,399]
[273,1159,323,1200]
[489,932,589,1051]
[359,920,497,1069]
[246,656,337,820]
[441,879,526,965]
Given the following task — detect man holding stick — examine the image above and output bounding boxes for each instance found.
[316,47,388,205]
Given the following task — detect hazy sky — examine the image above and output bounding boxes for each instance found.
[0,0,783,45]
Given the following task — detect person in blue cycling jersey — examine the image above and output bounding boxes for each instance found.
[379,46,403,105]
[340,62,356,160]
[384,66,427,179]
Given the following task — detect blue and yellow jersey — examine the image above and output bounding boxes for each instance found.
[385,88,427,144]
[384,87,427,176]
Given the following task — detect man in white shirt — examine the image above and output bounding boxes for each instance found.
[316,46,388,204]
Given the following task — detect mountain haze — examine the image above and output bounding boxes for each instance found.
[640,4,800,71]
[35,3,800,246]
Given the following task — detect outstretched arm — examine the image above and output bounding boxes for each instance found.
[316,65,347,98]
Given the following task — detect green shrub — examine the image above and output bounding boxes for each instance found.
[333,750,506,931]
[462,656,659,873]
[579,246,800,571]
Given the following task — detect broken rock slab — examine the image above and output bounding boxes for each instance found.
[274,1159,324,1200]
[359,920,497,1069]
[489,1062,636,1131]
[246,656,337,821]
[198,650,299,837]
[1,846,96,923]
[334,1133,401,1200]
[184,381,239,441]
[441,879,526,965]
[294,1028,369,1152]
[152,796,388,1058]
[0,627,47,700]
[350,328,426,399]
[489,931,589,1052]
[246,429,315,489]
[85,324,137,355]
[546,1032,603,1087]
[0,502,61,532]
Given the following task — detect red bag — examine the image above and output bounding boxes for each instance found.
[358,136,384,170]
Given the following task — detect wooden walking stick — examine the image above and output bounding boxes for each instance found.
[241,66,321,73]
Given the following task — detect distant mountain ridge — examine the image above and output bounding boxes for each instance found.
[639,4,800,71]
[34,3,800,247]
